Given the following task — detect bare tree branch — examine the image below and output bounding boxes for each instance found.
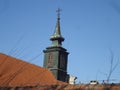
[107,50,119,83]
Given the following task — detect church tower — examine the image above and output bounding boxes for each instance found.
[43,9,69,82]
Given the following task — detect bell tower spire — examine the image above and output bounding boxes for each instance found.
[50,8,64,47]
[43,8,69,82]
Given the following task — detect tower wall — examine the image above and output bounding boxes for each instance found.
[43,47,69,82]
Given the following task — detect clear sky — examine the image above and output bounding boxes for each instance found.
[0,0,120,83]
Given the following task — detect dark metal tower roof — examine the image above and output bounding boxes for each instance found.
[50,8,64,42]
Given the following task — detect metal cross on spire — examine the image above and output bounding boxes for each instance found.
[56,8,62,19]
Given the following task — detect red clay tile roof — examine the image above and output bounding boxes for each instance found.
[1,53,120,90]
[0,53,66,88]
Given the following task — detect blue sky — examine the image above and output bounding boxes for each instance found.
[0,0,120,83]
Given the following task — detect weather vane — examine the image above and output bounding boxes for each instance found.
[56,8,62,19]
